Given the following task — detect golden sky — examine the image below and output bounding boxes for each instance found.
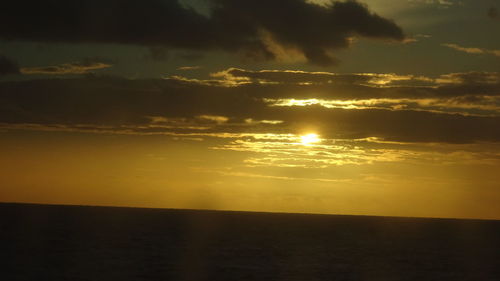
[1,0,499,220]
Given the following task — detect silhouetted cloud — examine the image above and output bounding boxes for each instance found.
[0,0,405,66]
[0,55,20,76]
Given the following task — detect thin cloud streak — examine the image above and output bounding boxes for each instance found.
[442,43,500,57]
[21,61,112,75]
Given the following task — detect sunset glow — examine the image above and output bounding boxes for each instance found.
[1,0,499,220]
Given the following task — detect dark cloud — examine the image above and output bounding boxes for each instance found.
[0,0,405,66]
[0,55,20,76]
[0,77,264,125]
[434,72,500,99]
[0,76,499,143]
[0,0,209,47]
[208,0,405,65]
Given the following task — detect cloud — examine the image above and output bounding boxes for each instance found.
[178,66,202,71]
[214,68,431,86]
[1,74,499,144]
[0,55,20,76]
[409,0,457,6]
[216,0,405,65]
[436,72,500,85]
[442,43,500,57]
[20,58,113,75]
[213,137,500,168]
[264,96,500,117]
[0,0,405,66]
[174,68,500,101]
[197,115,229,124]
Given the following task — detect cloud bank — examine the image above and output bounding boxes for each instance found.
[1,68,499,144]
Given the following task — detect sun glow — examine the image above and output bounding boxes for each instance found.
[300,133,321,145]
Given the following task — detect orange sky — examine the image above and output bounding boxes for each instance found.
[1,0,500,220]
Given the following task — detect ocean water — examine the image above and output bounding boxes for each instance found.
[1,203,499,281]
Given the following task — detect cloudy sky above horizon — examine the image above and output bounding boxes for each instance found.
[1,0,499,220]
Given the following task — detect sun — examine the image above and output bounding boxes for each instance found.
[300,133,321,145]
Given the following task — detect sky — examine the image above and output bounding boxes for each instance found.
[1,0,499,220]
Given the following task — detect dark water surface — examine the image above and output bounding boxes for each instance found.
[1,203,499,281]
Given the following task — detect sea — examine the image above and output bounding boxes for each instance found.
[1,203,499,281]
